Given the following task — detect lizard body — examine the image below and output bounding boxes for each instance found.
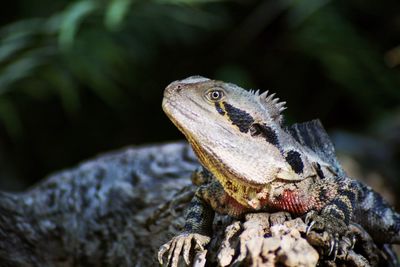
[158,76,400,266]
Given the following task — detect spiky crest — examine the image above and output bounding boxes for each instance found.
[258,90,286,124]
[249,89,261,96]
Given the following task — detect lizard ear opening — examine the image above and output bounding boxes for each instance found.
[258,90,286,124]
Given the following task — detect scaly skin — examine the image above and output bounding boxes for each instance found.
[158,76,400,266]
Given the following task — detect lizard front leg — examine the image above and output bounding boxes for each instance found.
[158,170,250,266]
[158,169,221,267]
[158,191,214,267]
[305,176,358,258]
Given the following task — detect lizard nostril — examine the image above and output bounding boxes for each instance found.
[164,82,183,97]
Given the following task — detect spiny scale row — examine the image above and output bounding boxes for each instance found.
[249,89,287,113]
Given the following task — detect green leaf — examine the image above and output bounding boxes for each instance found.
[105,0,133,31]
[58,1,99,49]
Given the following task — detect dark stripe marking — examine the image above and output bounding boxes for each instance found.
[250,123,280,147]
[330,199,351,224]
[329,208,345,222]
[319,187,328,202]
[186,201,199,210]
[285,150,304,174]
[223,102,254,133]
[315,163,325,179]
[337,189,356,203]
[215,102,225,115]
[186,210,203,223]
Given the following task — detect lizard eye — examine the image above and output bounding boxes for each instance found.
[205,89,225,102]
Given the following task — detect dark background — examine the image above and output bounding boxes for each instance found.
[0,0,399,191]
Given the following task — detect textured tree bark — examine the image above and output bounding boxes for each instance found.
[0,142,396,267]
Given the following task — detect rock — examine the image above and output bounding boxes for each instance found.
[0,141,396,266]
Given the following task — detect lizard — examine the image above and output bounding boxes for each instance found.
[158,76,400,266]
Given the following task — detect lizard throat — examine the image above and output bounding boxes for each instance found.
[187,137,269,209]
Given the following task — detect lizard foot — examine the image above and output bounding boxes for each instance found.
[158,233,210,267]
[305,211,347,260]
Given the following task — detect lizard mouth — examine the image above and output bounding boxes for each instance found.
[162,97,200,134]
[163,96,196,117]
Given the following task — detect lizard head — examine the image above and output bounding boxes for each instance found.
[163,76,317,206]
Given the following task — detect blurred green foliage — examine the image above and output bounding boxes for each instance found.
[0,0,399,189]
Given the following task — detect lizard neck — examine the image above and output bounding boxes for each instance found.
[189,137,269,209]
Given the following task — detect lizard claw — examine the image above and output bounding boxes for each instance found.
[158,233,210,266]
[305,211,347,260]
[328,238,335,256]
[306,220,316,235]
[328,233,339,260]
[349,233,356,250]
